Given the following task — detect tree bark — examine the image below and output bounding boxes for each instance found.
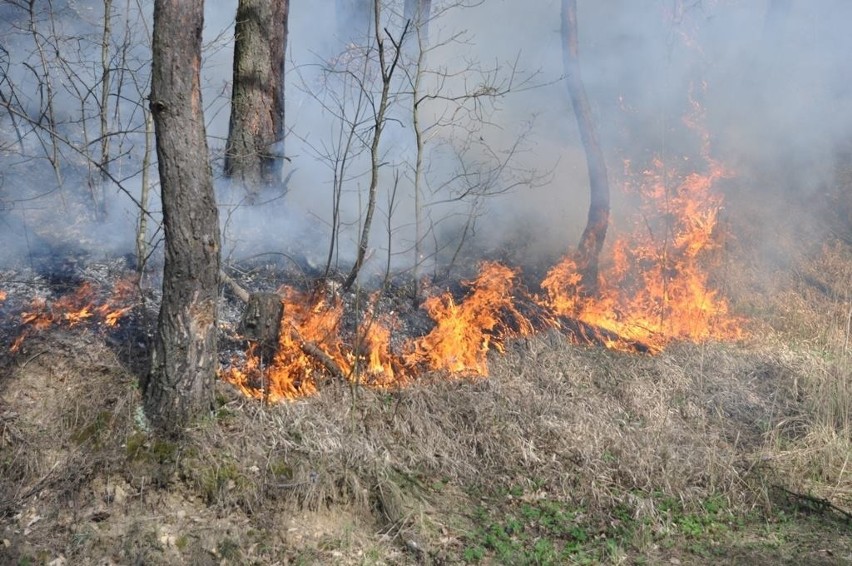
[145,0,221,436]
[240,291,283,359]
[561,0,610,294]
[224,0,289,201]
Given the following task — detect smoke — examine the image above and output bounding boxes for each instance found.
[0,0,850,282]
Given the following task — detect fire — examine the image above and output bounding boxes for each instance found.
[224,113,744,397]
[223,84,744,399]
[407,262,533,376]
[9,278,138,352]
[541,80,742,351]
[222,263,538,399]
[541,154,740,352]
[221,287,339,401]
[353,307,406,387]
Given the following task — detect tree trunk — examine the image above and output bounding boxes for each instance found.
[342,2,407,291]
[240,292,283,359]
[145,0,221,436]
[561,0,610,294]
[224,0,289,201]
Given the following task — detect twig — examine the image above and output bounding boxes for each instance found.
[772,484,852,523]
[300,339,346,381]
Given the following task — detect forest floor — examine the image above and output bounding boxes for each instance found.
[1,240,851,565]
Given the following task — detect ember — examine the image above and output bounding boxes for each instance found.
[8,277,139,352]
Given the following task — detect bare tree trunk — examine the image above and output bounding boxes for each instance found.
[409,0,430,300]
[561,0,609,294]
[224,0,289,201]
[342,3,407,291]
[145,0,221,436]
[100,0,112,188]
[136,107,153,275]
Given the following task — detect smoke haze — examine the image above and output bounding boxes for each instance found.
[1,0,850,282]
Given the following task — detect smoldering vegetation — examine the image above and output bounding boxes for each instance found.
[1,0,852,563]
[1,1,851,281]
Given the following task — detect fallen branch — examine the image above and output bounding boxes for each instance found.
[772,484,852,523]
[220,269,250,303]
[299,339,347,381]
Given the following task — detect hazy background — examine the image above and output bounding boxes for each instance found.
[1,0,850,283]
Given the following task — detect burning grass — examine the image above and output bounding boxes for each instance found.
[3,275,140,354]
[0,243,840,563]
[220,109,745,400]
[3,315,850,563]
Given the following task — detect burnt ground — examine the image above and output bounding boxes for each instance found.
[0,247,850,565]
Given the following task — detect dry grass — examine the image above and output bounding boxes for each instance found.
[742,243,852,517]
[1,245,851,563]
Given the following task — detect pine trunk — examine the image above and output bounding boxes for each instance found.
[145,0,221,436]
[224,0,288,201]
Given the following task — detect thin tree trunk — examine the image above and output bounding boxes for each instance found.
[136,107,153,275]
[224,0,288,201]
[561,0,609,294]
[100,0,112,187]
[409,0,429,300]
[145,0,221,436]
[342,3,407,291]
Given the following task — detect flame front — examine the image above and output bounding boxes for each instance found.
[222,287,341,401]
[541,154,740,352]
[222,89,745,399]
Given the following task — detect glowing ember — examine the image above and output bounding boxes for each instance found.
[0,290,6,302]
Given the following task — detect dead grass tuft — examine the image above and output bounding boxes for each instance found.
[184,335,809,530]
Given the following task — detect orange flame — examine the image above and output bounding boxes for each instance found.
[352,306,407,388]
[541,81,741,352]
[407,262,532,376]
[222,263,538,398]
[224,84,745,400]
[541,154,740,352]
[221,287,342,401]
[226,148,744,397]
[9,278,138,352]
